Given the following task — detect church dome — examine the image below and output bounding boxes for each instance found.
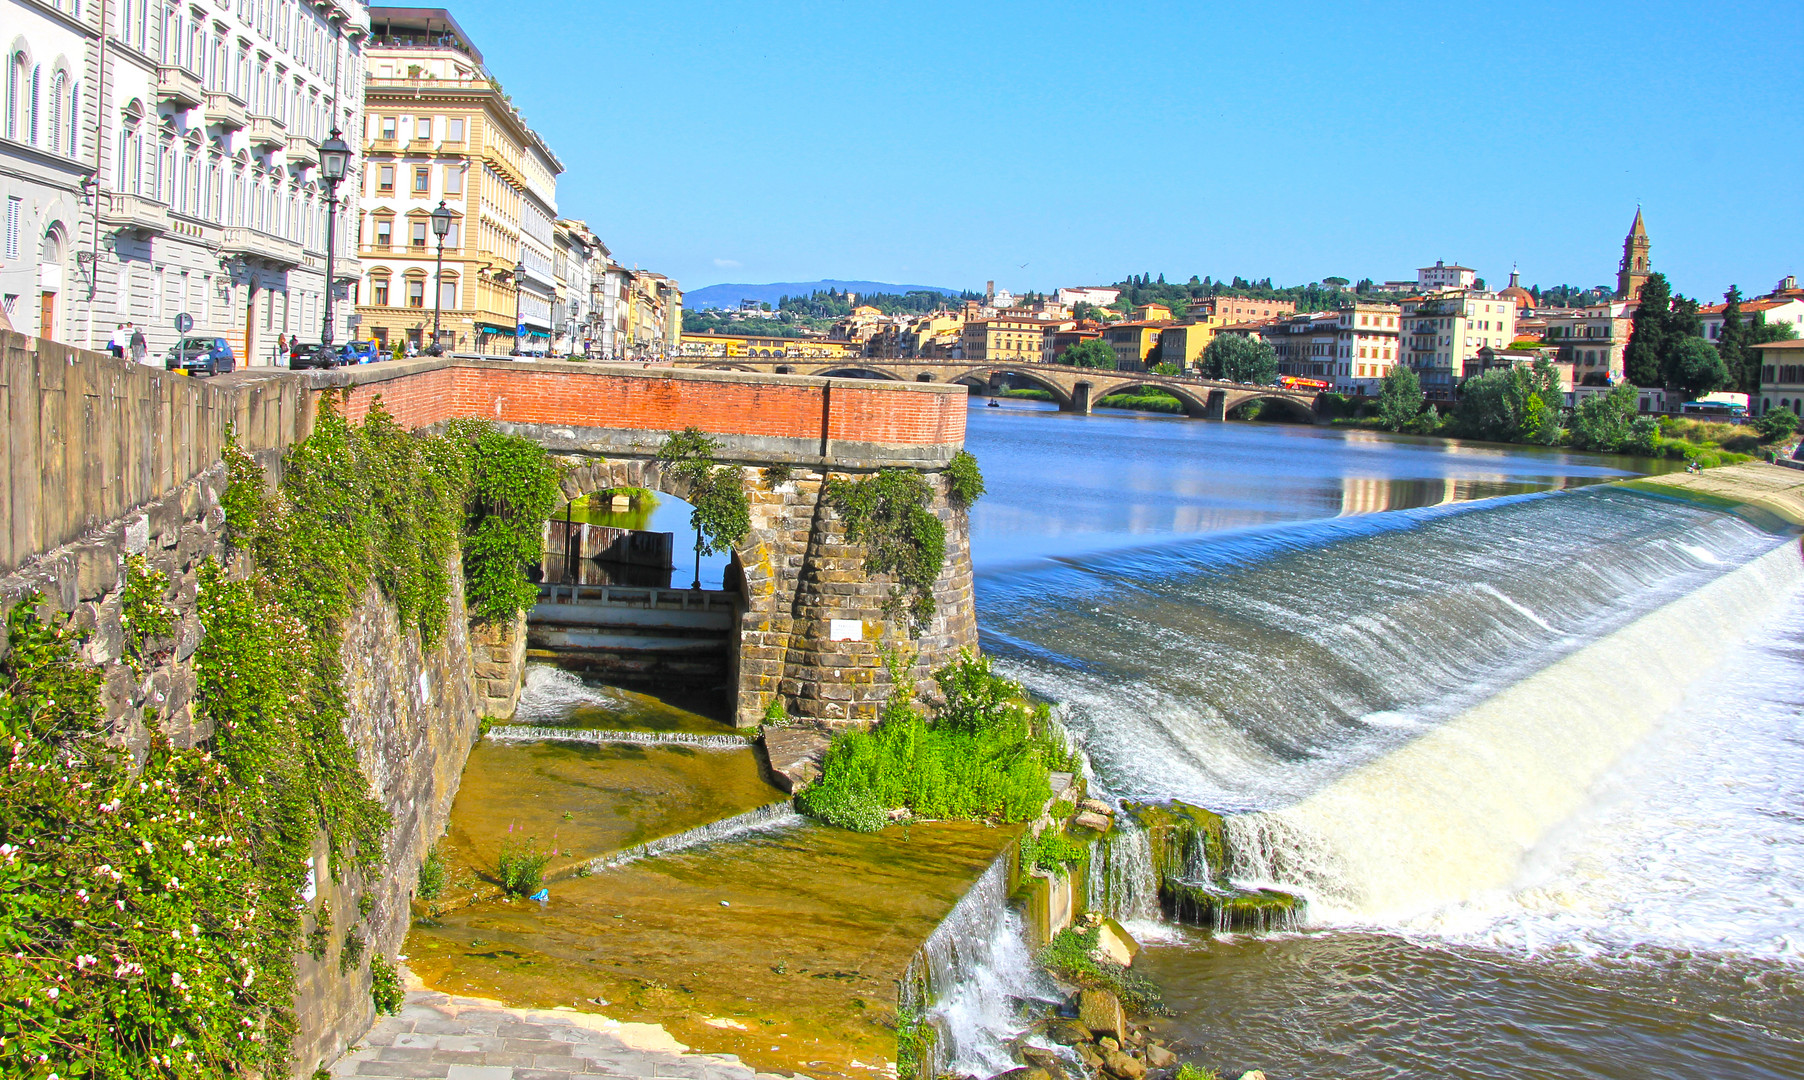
[1500,285,1533,310]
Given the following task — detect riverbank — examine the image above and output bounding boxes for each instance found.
[1621,459,1804,524]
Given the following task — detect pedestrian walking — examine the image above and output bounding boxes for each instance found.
[275,333,290,367]
[128,325,147,365]
[107,324,126,358]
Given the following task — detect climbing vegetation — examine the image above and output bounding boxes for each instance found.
[797,651,1068,831]
[452,417,563,623]
[1038,923,1167,1015]
[826,469,945,630]
[944,450,985,509]
[657,428,751,557]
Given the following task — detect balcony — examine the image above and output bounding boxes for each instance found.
[96,193,169,236]
[221,227,303,267]
[156,65,205,109]
[286,134,319,166]
[247,113,287,149]
[204,92,247,131]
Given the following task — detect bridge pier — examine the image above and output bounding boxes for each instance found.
[1064,381,1093,415]
[1205,389,1227,421]
[554,457,977,729]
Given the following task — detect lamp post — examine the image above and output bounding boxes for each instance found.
[317,129,351,347]
[512,259,527,356]
[429,200,452,353]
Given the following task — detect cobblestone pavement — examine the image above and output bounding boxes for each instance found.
[328,987,798,1080]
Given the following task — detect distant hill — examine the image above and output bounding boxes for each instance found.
[688,280,963,310]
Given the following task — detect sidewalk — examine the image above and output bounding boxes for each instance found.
[328,985,799,1080]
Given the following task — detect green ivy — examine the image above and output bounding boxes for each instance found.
[119,555,175,673]
[826,469,945,630]
[452,418,562,623]
[0,602,297,1078]
[657,428,751,559]
[944,450,985,509]
[368,953,404,1016]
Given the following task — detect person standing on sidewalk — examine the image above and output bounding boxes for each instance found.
[129,325,148,366]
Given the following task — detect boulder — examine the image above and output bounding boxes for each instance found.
[1144,1044,1177,1069]
[1078,988,1125,1041]
[1073,810,1112,833]
[1237,1073,1268,1080]
[761,727,831,793]
[993,1068,1050,1080]
[1093,918,1140,968]
[1102,1050,1146,1080]
[1079,798,1114,817]
[1098,1037,1120,1054]
[1047,1020,1092,1046]
[1075,1044,1105,1071]
[1019,1047,1068,1080]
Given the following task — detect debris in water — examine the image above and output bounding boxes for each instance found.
[720,900,730,906]
[529,888,549,902]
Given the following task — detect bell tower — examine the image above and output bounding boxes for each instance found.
[1616,207,1650,300]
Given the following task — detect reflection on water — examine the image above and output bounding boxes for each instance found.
[966,399,1681,571]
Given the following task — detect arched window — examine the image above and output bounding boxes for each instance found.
[369,270,390,307]
[5,52,22,141]
[28,63,41,145]
[66,80,77,158]
[47,70,63,153]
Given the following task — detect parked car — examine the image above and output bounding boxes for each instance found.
[339,340,382,364]
[165,336,236,376]
[287,342,339,370]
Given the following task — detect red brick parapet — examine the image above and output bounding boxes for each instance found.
[312,357,968,467]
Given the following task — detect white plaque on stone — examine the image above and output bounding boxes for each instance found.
[828,619,863,642]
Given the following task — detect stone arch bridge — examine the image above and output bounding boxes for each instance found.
[675,358,1325,422]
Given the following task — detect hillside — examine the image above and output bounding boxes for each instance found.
[688,280,961,310]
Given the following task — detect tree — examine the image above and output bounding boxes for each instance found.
[1452,360,1565,444]
[1623,272,1673,387]
[1568,381,1641,451]
[656,428,750,588]
[1201,333,1278,384]
[1756,406,1799,442]
[1375,364,1425,431]
[1060,338,1117,369]
[1665,337,1730,401]
[1751,318,1800,345]
[1718,286,1753,394]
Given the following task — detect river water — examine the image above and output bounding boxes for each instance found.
[963,401,1804,1078]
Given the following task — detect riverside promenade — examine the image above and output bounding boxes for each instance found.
[330,982,798,1080]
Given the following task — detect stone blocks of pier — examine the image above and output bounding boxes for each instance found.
[555,456,979,728]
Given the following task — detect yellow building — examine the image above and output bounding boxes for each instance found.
[1103,322,1167,370]
[1157,317,1221,371]
[357,8,564,354]
[679,332,861,361]
[1133,302,1173,322]
[961,316,1045,362]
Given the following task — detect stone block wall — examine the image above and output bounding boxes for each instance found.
[555,456,979,728]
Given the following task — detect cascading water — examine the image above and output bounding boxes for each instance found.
[487,724,753,749]
[902,853,1057,1077]
[513,663,625,723]
[1087,818,1160,926]
[585,801,800,870]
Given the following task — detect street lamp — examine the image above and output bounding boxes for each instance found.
[512,259,527,356]
[429,200,452,353]
[318,128,351,347]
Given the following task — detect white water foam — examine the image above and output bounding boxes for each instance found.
[1411,584,1804,963]
[512,663,631,724]
[1224,538,1804,931]
[585,802,801,871]
[487,725,753,749]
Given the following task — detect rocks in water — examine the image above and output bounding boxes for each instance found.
[1092,918,1140,968]
[1160,882,1305,934]
[993,1068,1051,1080]
[760,727,830,793]
[1049,771,1078,805]
[1075,1044,1105,1071]
[1078,797,1114,817]
[1102,1049,1146,1079]
[1047,1019,1092,1046]
[1072,810,1112,833]
[1097,1036,1119,1053]
[1237,1072,1267,1080]
[1077,988,1125,1041]
[1144,1043,1177,1069]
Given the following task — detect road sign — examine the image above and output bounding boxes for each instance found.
[174,312,193,333]
[345,314,361,328]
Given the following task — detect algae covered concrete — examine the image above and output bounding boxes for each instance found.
[1622,461,1804,526]
[405,820,1015,1078]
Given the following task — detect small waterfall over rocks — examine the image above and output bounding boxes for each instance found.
[1088,818,1160,925]
[487,724,754,749]
[902,853,1057,1078]
[584,802,801,871]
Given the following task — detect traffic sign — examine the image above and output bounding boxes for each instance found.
[174,312,193,333]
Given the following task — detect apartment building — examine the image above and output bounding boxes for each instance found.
[1206,296,1293,323]
[622,270,680,359]
[1156,317,1219,372]
[1698,290,1804,344]
[1262,312,1340,381]
[961,314,1043,362]
[1540,299,1634,390]
[1417,260,1476,292]
[1101,321,1164,371]
[356,7,560,354]
[1326,302,1401,394]
[1398,289,1519,398]
[1755,339,1804,417]
[32,0,372,362]
[1044,324,1101,364]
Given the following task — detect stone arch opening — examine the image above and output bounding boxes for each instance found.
[1227,393,1319,424]
[1092,379,1211,416]
[961,366,1071,407]
[810,366,902,380]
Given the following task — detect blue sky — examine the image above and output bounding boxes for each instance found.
[453,1,1802,301]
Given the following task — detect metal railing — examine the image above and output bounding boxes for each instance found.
[536,584,739,612]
